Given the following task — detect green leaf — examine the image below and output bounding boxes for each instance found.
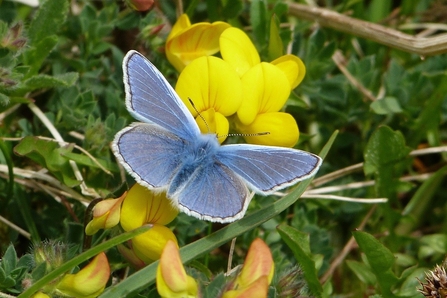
[408,75,446,147]
[0,267,5,284]
[395,166,447,235]
[370,97,403,115]
[0,92,9,105]
[28,0,69,46]
[23,72,79,90]
[268,14,283,61]
[13,137,79,187]
[346,260,376,285]
[363,126,412,200]
[1,244,17,275]
[222,0,243,19]
[353,231,399,297]
[277,224,323,297]
[368,0,391,22]
[22,35,58,77]
[61,151,118,173]
[0,276,15,289]
[250,0,267,48]
[418,234,447,259]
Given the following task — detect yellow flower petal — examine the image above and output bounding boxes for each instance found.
[237,62,290,125]
[271,54,306,89]
[237,238,274,287]
[236,112,299,147]
[85,193,126,235]
[157,240,198,298]
[220,27,260,77]
[120,184,178,231]
[56,252,110,298]
[167,14,191,40]
[132,224,178,263]
[166,14,231,72]
[222,276,269,298]
[195,108,229,143]
[176,56,242,126]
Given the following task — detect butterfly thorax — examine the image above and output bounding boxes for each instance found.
[168,133,220,196]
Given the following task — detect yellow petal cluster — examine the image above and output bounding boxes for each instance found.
[120,184,179,264]
[166,15,307,147]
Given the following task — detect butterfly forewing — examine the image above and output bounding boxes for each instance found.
[123,51,200,140]
[112,123,185,189]
[217,144,322,194]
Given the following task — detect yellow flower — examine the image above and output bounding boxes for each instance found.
[132,224,178,264]
[166,14,231,72]
[175,56,242,142]
[119,184,179,264]
[220,27,305,84]
[56,252,110,298]
[271,54,306,89]
[157,240,198,298]
[220,27,305,147]
[120,183,178,231]
[85,192,126,235]
[219,27,260,77]
[235,62,299,147]
[222,238,274,298]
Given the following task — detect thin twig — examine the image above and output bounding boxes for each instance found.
[399,23,447,32]
[0,292,17,298]
[332,50,377,101]
[227,237,237,274]
[301,194,387,204]
[0,104,20,124]
[312,145,447,188]
[0,215,31,240]
[410,145,447,156]
[312,163,364,187]
[0,165,89,204]
[288,3,447,56]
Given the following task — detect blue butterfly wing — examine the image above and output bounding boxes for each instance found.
[217,144,322,194]
[123,50,200,140]
[112,123,185,189]
[172,161,250,223]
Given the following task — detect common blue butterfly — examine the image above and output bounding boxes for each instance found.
[112,50,322,223]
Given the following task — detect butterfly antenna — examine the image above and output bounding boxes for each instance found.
[188,98,211,133]
[218,131,270,139]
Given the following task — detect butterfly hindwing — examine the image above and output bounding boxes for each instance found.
[172,161,250,223]
[217,144,322,194]
[112,123,186,189]
[123,50,200,140]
